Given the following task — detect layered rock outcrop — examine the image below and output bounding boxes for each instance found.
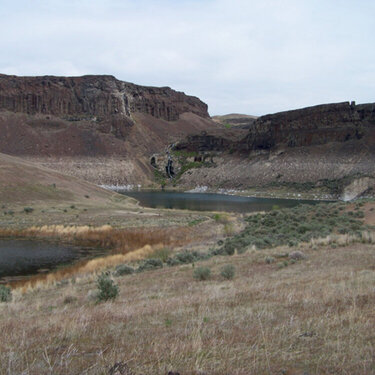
[176,101,375,153]
[0,74,214,158]
[242,101,375,151]
[0,74,208,122]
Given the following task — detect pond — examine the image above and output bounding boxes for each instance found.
[0,239,104,283]
[120,190,319,213]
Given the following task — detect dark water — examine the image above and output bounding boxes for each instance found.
[121,190,319,213]
[0,239,104,282]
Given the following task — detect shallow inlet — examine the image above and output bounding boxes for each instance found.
[0,239,105,283]
[120,190,319,213]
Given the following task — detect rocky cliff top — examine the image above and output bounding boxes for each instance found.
[244,101,375,150]
[0,74,209,121]
[175,101,375,153]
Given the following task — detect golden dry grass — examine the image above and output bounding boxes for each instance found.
[1,242,374,374]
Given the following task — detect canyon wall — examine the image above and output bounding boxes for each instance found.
[0,74,211,157]
[242,101,375,151]
[0,74,208,122]
[176,102,375,153]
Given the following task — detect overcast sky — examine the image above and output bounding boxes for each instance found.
[0,0,374,116]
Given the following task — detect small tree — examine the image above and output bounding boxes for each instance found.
[96,273,119,302]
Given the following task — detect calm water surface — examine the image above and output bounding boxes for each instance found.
[121,190,319,213]
[0,239,104,283]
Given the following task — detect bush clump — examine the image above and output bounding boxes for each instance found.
[193,267,211,281]
[96,273,119,302]
[137,258,163,272]
[167,250,210,266]
[0,285,12,302]
[115,264,135,276]
[23,207,34,214]
[220,264,235,280]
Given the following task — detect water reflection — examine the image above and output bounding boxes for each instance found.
[0,239,104,282]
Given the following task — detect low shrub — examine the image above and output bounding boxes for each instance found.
[193,267,211,281]
[169,250,209,265]
[220,264,235,280]
[96,273,119,302]
[0,285,12,302]
[137,258,163,272]
[23,207,34,214]
[265,256,275,264]
[115,264,135,276]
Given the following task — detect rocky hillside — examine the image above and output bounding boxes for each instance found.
[170,102,375,199]
[0,152,121,205]
[0,74,216,185]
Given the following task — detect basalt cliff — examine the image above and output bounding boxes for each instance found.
[0,74,215,185]
[172,102,375,199]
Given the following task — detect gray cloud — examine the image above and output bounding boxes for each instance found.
[1,0,374,115]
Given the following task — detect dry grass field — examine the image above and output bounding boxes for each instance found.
[1,240,374,375]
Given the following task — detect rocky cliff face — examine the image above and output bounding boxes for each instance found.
[242,101,375,151]
[0,74,214,158]
[176,101,375,153]
[0,74,208,122]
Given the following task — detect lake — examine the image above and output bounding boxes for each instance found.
[120,190,319,213]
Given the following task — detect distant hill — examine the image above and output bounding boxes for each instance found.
[212,113,258,129]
